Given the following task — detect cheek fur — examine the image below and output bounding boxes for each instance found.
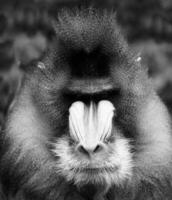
[52,136,133,187]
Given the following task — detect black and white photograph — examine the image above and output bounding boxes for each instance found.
[0,0,172,199]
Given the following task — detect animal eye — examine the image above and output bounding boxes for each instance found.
[38,62,46,69]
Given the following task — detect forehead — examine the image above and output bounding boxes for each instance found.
[51,10,129,79]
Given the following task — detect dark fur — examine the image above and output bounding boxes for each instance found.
[1,8,172,200]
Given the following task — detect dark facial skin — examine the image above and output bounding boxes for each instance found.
[0,8,172,200]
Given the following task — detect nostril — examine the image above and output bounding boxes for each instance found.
[77,143,104,156]
[77,145,90,156]
[93,144,103,153]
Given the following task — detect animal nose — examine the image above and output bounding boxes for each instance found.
[76,143,104,156]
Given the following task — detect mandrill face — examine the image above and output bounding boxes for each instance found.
[32,9,172,196]
[1,8,172,200]
[53,100,132,187]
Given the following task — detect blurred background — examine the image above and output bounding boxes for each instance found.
[0,0,172,128]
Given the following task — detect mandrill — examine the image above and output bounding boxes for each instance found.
[1,8,172,200]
